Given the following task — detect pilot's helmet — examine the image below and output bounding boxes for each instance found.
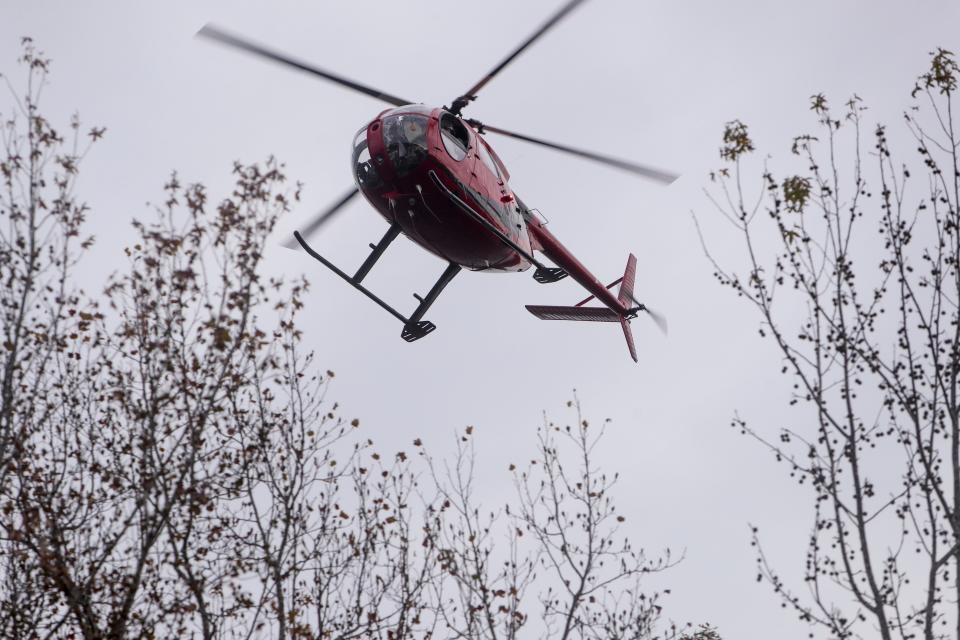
[402,116,426,143]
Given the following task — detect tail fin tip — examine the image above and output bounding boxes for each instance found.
[617,253,637,307]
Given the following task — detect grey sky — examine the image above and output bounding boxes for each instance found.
[3,1,959,636]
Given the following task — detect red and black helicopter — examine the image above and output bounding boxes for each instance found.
[198,0,674,362]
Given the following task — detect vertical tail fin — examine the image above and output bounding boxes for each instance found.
[618,253,637,308]
[618,254,638,362]
[620,317,638,362]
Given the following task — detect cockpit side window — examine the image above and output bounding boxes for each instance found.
[439,112,470,161]
[477,140,501,181]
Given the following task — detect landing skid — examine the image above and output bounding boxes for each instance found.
[293,225,460,342]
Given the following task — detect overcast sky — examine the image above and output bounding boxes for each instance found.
[4,1,960,637]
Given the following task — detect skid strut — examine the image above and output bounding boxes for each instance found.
[403,262,461,341]
[293,225,459,342]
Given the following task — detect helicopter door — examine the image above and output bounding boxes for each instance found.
[437,112,475,201]
[472,138,522,240]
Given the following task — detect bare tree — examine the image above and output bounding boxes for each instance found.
[698,48,960,640]
[0,41,699,640]
[421,406,675,640]
[0,37,101,639]
[513,408,674,640]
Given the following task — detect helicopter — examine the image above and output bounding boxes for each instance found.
[198,0,674,362]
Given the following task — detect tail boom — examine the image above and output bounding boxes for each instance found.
[528,224,630,316]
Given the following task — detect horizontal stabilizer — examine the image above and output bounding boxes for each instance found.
[525,305,619,322]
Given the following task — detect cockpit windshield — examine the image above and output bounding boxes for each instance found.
[352,126,383,190]
[382,114,429,176]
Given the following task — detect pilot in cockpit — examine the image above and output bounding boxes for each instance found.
[401,116,426,145]
[384,114,429,175]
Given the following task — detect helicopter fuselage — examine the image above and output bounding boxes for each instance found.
[353,104,535,272]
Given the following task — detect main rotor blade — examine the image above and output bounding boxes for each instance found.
[282,187,360,249]
[449,0,588,114]
[197,25,412,107]
[472,121,679,183]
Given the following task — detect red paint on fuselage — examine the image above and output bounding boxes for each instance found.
[353,105,531,272]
